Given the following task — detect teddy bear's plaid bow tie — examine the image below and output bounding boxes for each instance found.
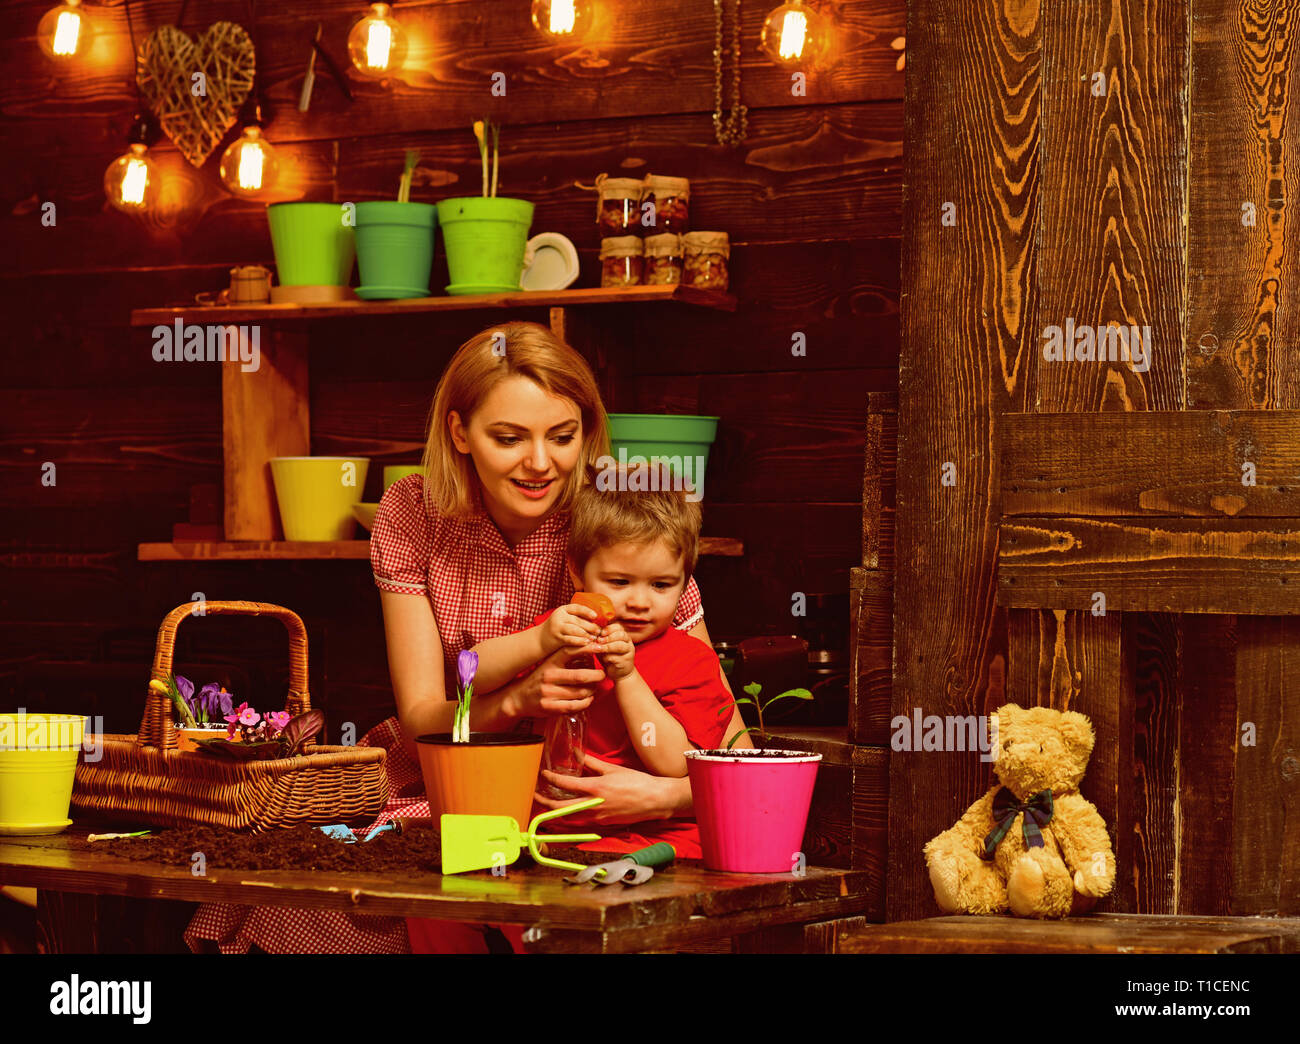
[979,787,1054,861]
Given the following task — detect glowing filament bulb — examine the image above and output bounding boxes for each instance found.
[52,10,82,55]
[237,144,265,191]
[120,157,149,206]
[779,10,808,60]
[549,0,577,34]
[365,21,392,69]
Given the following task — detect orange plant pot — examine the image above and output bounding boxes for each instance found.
[416,733,544,828]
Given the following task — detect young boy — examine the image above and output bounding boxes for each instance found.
[469,463,732,782]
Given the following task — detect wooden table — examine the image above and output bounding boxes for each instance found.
[0,827,871,954]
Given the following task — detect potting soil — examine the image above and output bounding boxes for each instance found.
[86,824,444,873]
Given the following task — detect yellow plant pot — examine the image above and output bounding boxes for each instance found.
[0,713,85,835]
[270,457,370,541]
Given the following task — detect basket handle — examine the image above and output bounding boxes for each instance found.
[139,600,312,751]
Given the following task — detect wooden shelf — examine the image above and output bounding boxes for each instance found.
[131,285,736,326]
[139,536,745,561]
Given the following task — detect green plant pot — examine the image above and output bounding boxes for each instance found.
[355,201,439,299]
[436,197,534,294]
[606,413,720,500]
[266,203,355,287]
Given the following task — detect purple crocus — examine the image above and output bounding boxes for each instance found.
[176,675,198,719]
[199,684,234,720]
[457,650,478,691]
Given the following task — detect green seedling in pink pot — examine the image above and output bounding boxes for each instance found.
[684,682,822,874]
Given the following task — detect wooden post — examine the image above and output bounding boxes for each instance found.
[222,327,310,540]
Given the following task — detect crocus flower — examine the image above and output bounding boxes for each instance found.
[457,650,478,691]
[454,650,478,742]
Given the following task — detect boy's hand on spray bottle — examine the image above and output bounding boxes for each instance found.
[593,622,635,681]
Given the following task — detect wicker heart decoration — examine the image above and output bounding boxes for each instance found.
[137,23,256,168]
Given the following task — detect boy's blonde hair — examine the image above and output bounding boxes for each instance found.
[568,461,702,579]
[421,321,610,517]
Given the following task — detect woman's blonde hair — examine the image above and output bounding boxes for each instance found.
[421,321,610,517]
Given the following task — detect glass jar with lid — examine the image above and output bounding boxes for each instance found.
[640,174,690,234]
[595,174,644,238]
[599,236,644,287]
[643,233,684,285]
[682,231,730,291]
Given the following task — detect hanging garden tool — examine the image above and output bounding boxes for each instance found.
[563,842,676,887]
[440,796,606,874]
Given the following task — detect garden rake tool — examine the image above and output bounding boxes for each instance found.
[563,842,676,886]
[440,796,606,874]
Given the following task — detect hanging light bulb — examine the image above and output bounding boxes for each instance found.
[220,126,280,198]
[760,0,828,68]
[348,3,408,78]
[104,116,161,214]
[530,0,590,38]
[37,0,92,60]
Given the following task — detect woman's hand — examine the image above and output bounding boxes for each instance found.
[544,604,600,656]
[533,754,682,823]
[504,645,605,719]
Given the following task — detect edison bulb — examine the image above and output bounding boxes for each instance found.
[348,3,408,77]
[760,1,827,68]
[104,144,160,213]
[219,127,279,197]
[531,0,590,37]
[38,0,92,60]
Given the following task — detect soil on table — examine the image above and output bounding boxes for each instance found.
[79,825,625,874]
[84,824,445,874]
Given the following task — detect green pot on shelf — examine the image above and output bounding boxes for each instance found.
[436,197,534,294]
[266,203,355,287]
[354,201,439,299]
[606,413,720,501]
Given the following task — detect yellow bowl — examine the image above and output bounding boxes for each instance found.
[353,503,379,531]
[0,713,86,835]
[270,456,370,541]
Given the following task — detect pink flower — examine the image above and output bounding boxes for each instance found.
[225,701,249,726]
[267,710,291,733]
[238,706,261,728]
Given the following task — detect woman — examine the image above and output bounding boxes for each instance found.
[186,321,746,954]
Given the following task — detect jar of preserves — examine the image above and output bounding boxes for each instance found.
[640,174,691,234]
[595,174,644,238]
[643,233,684,285]
[682,231,730,291]
[599,236,644,287]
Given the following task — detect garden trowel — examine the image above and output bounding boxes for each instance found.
[441,796,605,874]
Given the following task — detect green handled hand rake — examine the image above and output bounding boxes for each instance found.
[441,796,606,874]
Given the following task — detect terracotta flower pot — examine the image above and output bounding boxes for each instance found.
[416,732,543,829]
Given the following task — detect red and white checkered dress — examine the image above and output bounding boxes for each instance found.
[184,474,704,953]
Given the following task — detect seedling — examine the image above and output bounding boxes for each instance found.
[718,681,814,750]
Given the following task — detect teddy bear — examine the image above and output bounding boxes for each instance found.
[923,703,1116,918]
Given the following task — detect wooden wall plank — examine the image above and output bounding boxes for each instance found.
[1232,616,1300,915]
[1001,410,1300,517]
[1000,516,1300,614]
[1176,614,1236,915]
[890,0,1037,920]
[1186,0,1300,409]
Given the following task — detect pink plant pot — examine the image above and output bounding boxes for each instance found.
[685,749,823,873]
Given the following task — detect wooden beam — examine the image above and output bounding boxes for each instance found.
[1001,411,1300,517]
[999,516,1300,613]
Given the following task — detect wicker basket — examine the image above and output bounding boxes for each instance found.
[73,601,388,832]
